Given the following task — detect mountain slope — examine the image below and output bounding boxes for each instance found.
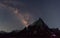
[16,18,51,38]
[0,18,52,38]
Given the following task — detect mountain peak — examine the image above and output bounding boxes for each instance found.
[21,18,50,32]
[18,18,51,37]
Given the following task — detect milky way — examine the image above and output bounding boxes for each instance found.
[0,0,36,32]
[0,0,60,32]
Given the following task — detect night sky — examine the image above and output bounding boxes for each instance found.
[0,0,60,32]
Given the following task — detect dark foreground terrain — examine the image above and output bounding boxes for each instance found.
[0,18,60,38]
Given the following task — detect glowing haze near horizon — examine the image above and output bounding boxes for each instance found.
[0,0,60,32]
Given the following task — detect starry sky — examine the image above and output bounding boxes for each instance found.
[0,0,60,32]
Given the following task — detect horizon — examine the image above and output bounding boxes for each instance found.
[0,0,60,32]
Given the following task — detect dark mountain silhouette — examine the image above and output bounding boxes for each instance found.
[17,18,51,38]
[0,18,60,38]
